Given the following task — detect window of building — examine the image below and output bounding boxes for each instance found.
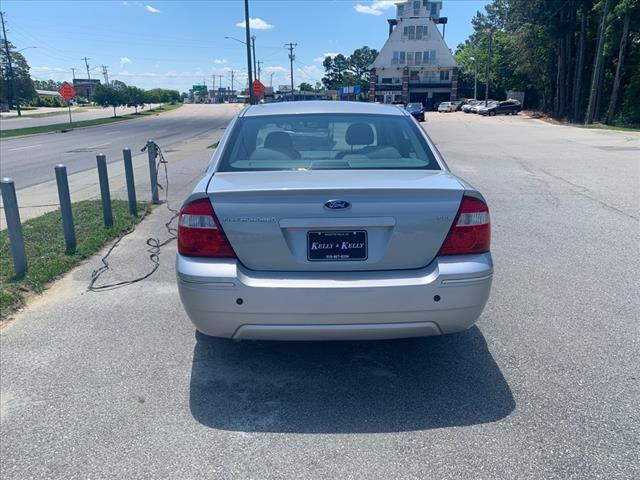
[399,51,406,64]
[398,4,404,16]
[416,25,427,39]
[440,70,450,81]
[410,70,420,81]
[392,51,399,64]
[413,1,420,15]
[408,25,415,40]
[414,51,422,65]
[381,78,393,84]
[393,77,401,84]
[431,2,438,16]
[422,0,428,6]
[430,50,436,63]
[407,52,414,65]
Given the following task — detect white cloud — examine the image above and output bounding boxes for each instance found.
[214,59,228,64]
[354,1,396,16]
[145,5,160,13]
[32,66,68,73]
[314,52,340,63]
[119,57,132,68]
[263,66,287,73]
[235,17,274,30]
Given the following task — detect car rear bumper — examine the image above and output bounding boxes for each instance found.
[176,253,492,340]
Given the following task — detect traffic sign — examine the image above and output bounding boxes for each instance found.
[252,79,265,97]
[58,82,77,102]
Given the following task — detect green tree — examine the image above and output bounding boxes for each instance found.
[93,84,124,117]
[125,86,146,113]
[298,82,314,92]
[0,40,36,112]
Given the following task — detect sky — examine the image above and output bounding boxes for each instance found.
[3,0,490,93]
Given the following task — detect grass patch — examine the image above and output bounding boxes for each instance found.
[0,103,182,139]
[579,123,640,133]
[0,199,147,317]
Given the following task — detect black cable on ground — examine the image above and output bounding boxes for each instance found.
[88,142,179,292]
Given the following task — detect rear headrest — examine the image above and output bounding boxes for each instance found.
[345,123,374,146]
[264,131,293,150]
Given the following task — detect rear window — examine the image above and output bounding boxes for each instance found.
[217,113,440,172]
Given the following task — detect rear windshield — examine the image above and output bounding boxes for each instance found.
[217,113,440,172]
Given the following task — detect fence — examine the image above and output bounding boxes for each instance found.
[1,139,161,278]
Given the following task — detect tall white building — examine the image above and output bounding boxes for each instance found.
[368,0,458,107]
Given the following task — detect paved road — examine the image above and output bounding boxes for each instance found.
[1,111,638,479]
[0,104,237,190]
[0,104,160,129]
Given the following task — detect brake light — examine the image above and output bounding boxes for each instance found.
[177,198,236,258]
[438,196,490,255]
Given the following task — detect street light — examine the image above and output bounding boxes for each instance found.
[17,46,37,53]
[469,56,478,100]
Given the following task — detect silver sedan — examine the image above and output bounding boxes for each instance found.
[176,101,492,341]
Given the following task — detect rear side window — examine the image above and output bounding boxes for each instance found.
[217,114,439,171]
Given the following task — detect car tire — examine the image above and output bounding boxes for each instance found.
[489,111,496,116]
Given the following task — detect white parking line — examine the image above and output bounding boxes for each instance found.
[88,142,111,148]
[7,144,42,152]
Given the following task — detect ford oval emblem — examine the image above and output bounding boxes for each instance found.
[324,199,351,210]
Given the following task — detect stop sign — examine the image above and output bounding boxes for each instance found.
[252,79,265,97]
[58,82,77,102]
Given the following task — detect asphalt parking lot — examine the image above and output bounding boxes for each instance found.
[1,111,638,479]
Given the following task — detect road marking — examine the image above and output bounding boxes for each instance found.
[7,144,42,152]
[88,142,111,148]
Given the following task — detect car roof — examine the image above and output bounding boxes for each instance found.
[240,100,408,117]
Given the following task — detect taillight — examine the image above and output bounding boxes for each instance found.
[438,196,490,256]
[177,198,236,258]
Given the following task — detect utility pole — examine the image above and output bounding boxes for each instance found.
[285,42,297,101]
[230,70,234,96]
[484,28,493,106]
[251,35,257,82]
[470,56,477,100]
[270,72,274,87]
[244,0,254,104]
[81,56,91,80]
[101,65,109,85]
[257,60,263,81]
[0,11,21,116]
[71,67,76,81]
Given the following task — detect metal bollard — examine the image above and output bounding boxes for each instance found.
[0,178,27,278]
[96,154,113,228]
[54,164,76,253]
[122,148,137,216]
[146,139,159,204]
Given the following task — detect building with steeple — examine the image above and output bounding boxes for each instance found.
[368,1,458,108]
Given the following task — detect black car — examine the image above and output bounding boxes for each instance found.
[480,100,522,116]
[405,103,425,121]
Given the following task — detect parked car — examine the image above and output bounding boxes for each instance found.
[451,101,465,111]
[438,102,456,112]
[471,101,497,114]
[480,99,522,116]
[405,102,425,121]
[176,101,493,341]
[462,100,482,113]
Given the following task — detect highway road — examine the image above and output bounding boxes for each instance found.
[0,104,160,129]
[0,104,239,190]
[1,111,639,479]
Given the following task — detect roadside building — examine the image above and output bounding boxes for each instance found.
[369,0,458,109]
[35,89,63,99]
[73,78,101,98]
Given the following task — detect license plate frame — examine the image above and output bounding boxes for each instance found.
[307,230,368,261]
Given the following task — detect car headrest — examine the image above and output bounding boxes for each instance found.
[345,123,374,146]
[264,131,294,150]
